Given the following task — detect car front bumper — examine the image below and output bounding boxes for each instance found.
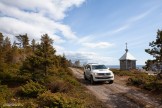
[93,75,114,81]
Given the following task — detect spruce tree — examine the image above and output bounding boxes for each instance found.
[20,34,56,80]
[0,33,4,72]
[31,39,36,52]
[0,32,3,47]
[39,34,56,75]
[60,54,68,68]
[3,37,12,64]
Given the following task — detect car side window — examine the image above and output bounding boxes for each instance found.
[87,65,91,71]
[85,65,88,69]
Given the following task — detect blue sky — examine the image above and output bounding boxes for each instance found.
[0,0,162,65]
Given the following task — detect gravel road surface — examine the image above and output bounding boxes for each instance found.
[70,68,162,108]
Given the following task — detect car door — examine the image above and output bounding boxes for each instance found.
[84,65,88,76]
[86,65,91,78]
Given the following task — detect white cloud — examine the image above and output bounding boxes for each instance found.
[127,10,152,23]
[54,44,65,55]
[103,25,129,36]
[65,51,116,65]
[77,35,93,43]
[0,0,85,21]
[55,23,77,40]
[0,17,65,43]
[83,42,113,49]
[0,0,85,43]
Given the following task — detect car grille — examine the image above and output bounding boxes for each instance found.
[95,76,113,79]
[97,73,111,75]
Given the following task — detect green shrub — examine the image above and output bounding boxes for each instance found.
[46,80,73,93]
[19,80,46,98]
[56,68,67,77]
[111,69,135,76]
[0,72,28,86]
[64,68,73,76]
[0,96,6,106]
[51,68,80,86]
[153,81,162,92]
[0,85,12,106]
[127,74,156,86]
[38,91,84,108]
[143,82,155,91]
[64,76,80,86]
[23,101,38,108]
[127,73,161,92]
[128,77,144,86]
[143,81,162,92]
[42,75,60,85]
[54,68,73,78]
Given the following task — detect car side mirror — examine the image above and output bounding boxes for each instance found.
[107,67,110,70]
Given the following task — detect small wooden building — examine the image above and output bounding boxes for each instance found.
[119,43,136,70]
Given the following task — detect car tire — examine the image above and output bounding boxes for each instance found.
[90,75,94,84]
[109,80,113,84]
[84,72,88,80]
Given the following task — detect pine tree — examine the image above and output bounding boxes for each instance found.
[144,30,162,73]
[15,34,29,48]
[15,34,30,60]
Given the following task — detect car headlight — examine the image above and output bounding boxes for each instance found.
[94,73,98,75]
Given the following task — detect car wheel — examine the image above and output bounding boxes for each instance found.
[109,80,113,84]
[84,72,88,80]
[90,75,94,84]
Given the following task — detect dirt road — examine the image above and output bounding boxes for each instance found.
[70,68,162,108]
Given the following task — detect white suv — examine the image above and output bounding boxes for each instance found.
[84,63,114,84]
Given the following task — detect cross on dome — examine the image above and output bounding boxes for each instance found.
[125,42,128,52]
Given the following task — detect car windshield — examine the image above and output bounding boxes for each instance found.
[92,65,107,69]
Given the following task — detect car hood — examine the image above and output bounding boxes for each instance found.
[92,69,112,73]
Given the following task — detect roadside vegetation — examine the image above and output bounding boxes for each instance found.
[0,33,105,107]
[112,69,162,93]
